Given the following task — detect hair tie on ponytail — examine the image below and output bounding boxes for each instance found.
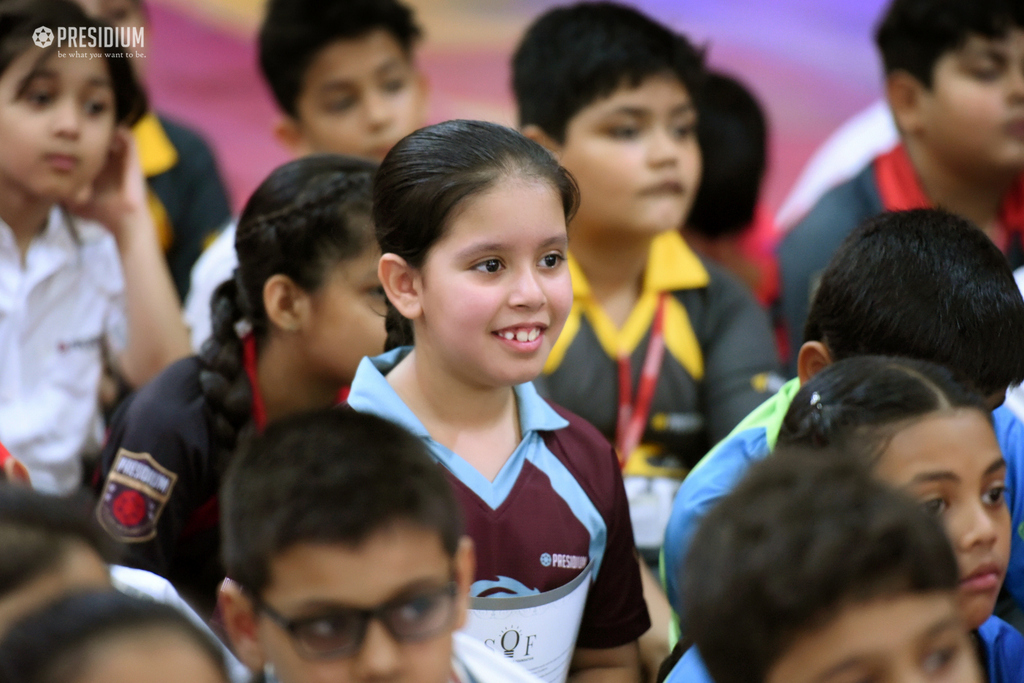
[810,391,823,410]
[233,319,253,339]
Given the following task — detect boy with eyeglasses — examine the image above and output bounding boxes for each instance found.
[218,408,541,683]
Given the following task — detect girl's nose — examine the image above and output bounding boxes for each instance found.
[509,267,545,308]
[52,100,82,138]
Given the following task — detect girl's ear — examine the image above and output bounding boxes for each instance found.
[263,273,309,333]
[522,125,562,157]
[378,253,423,320]
[218,579,266,674]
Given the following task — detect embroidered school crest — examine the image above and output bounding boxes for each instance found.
[97,449,177,543]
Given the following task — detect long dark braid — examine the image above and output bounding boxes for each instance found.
[199,154,377,471]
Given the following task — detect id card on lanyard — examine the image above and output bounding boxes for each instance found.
[460,562,592,683]
[615,293,667,468]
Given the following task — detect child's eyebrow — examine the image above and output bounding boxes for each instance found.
[374,57,407,76]
[605,103,696,119]
[318,80,358,94]
[810,616,961,682]
[985,458,1007,476]
[908,470,959,485]
[454,235,567,261]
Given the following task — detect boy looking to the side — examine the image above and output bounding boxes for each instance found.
[513,0,780,567]
[662,209,1024,626]
[185,0,428,348]
[684,451,983,683]
[779,0,1024,364]
[218,408,541,683]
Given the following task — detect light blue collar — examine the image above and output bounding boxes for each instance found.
[348,347,569,435]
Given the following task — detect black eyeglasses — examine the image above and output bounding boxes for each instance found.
[254,581,459,660]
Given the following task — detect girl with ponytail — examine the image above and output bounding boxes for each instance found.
[670,356,1021,683]
[347,120,648,681]
[94,154,386,616]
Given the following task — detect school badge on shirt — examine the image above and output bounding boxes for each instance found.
[97,449,177,543]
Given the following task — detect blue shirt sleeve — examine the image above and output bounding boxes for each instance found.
[978,615,1024,683]
[665,647,715,683]
[993,406,1024,612]
[663,427,772,618]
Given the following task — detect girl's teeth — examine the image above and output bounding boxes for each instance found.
[499,328,541,342]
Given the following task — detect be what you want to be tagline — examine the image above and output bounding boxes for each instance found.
[32,25,146,59]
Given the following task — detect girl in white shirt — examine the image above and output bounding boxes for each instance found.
[0,0,188,493]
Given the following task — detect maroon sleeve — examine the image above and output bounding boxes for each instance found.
[543,404,651,649]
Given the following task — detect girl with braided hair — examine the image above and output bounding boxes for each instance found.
[669,355,1022,683]
[94,154,386,616]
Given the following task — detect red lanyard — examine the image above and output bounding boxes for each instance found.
[241,333,268,431]
[615,293,667,468]
[240,333,349,432]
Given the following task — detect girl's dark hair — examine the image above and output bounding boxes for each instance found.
[199,154,377,470]
[0,0,146,126]
[0,591,227,683]
[373,119,579,351]
[778,355,990,462]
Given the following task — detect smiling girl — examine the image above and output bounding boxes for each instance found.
[347,120,649,683]
[0,0,188,494]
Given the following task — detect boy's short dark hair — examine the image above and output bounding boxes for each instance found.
[512,1,704,143]
[687,71,766,239]
[259,0,422,118]
[876,0,1024,88]
[684,449,959,683]
[0,487,117,598]
[221,408,462,596]
[804,208,1024,396]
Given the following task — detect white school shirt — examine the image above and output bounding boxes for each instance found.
[184,220,236,351]
[0,207,127,493]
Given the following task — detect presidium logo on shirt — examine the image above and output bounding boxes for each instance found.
[539,553,587,569]
[97,449,177,543]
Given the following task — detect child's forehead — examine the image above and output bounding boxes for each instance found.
[301,29,414,91]
[767,592,963,683]
[569,73,695,122]
[2,48,111,89]
[951,27,1024,57]
[873,409,1003,482]
[263,528,452,606]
